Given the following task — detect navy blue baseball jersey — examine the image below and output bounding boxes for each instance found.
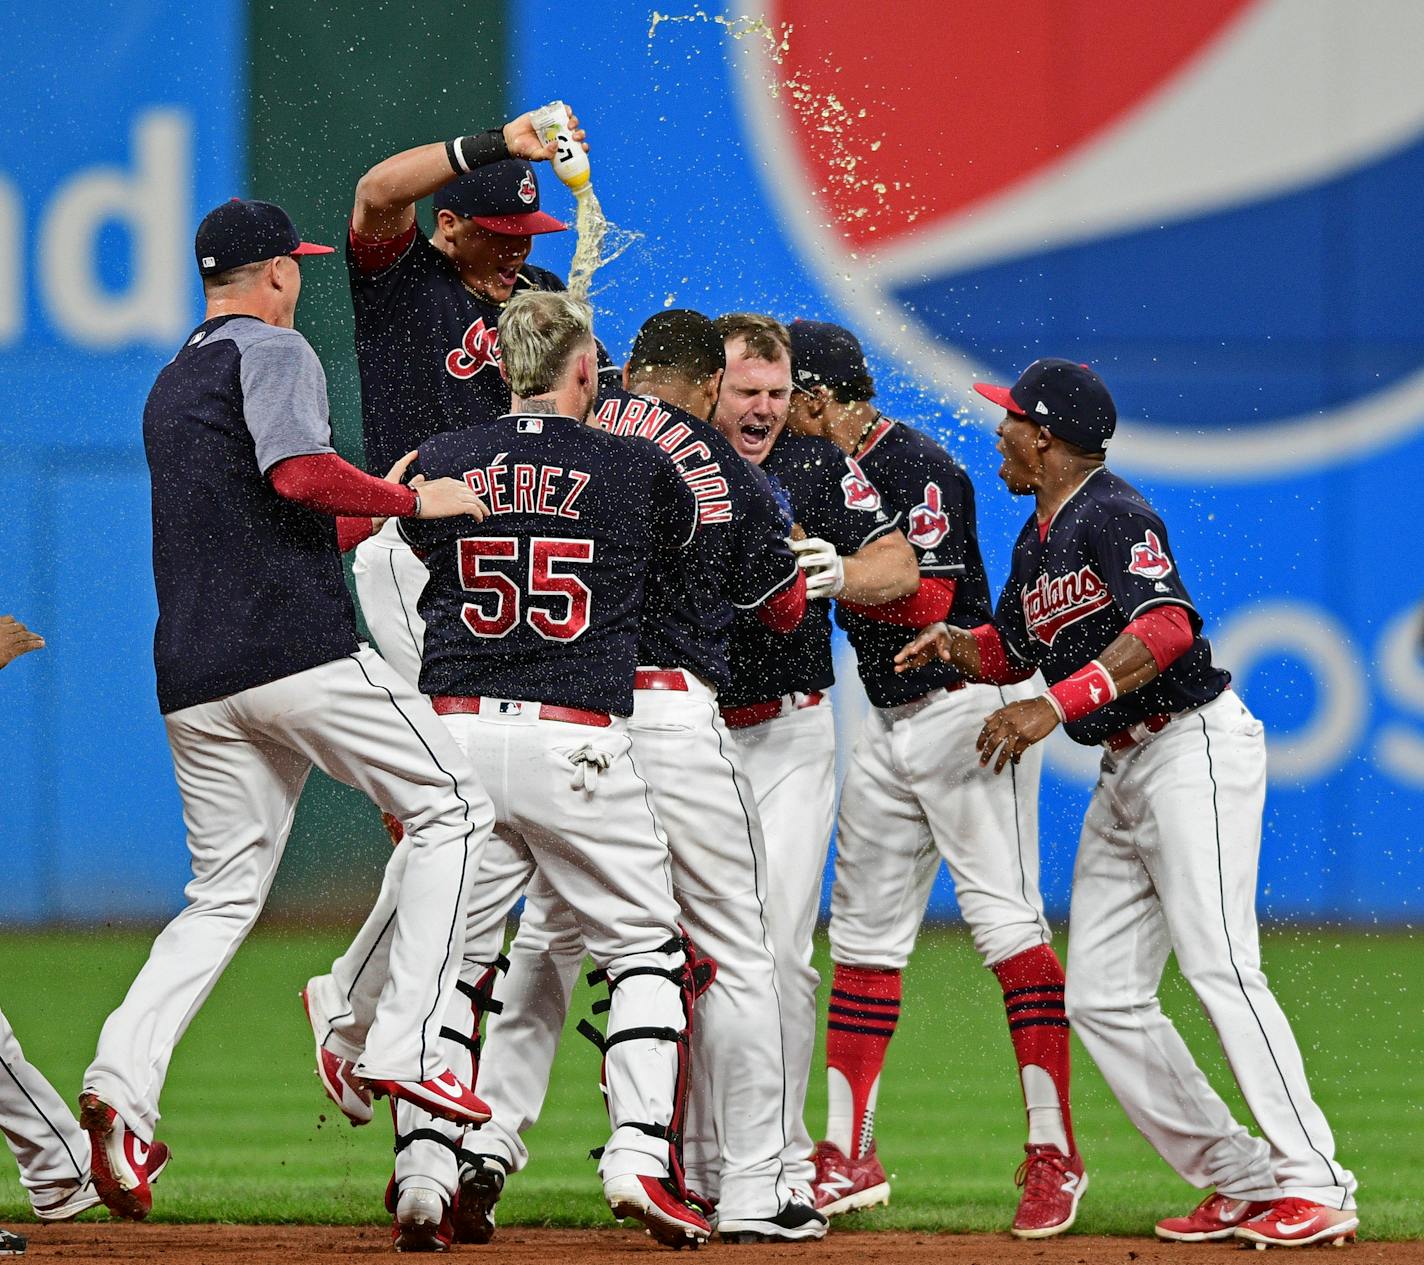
[348,225,567,477]
[144,315,359,714]
[722,433,898,708]
[994,467,1230,745]
[401,413,698,715]
[593,387,799,687]
[834,418,994,708]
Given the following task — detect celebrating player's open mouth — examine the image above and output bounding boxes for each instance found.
[739,416,773,454]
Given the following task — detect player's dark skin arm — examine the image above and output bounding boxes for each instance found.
[838,531,919,604]
[352,111,586,239]
[895,622,1158,773]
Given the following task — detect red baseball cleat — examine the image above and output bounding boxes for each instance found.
[811,1140,890,1216]
[77,1094,156,1221]
[1235,1198,1359,1248]
[35,1138,172,1222]
[361,1069,490,1126]
[385,1175,453,1253]
[1010,1143,1087,1239]
[605,1173,712,1248]
[1156,1191,1275,1241]
[300,985,373,1125]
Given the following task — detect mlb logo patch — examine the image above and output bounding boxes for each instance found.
[496,700,525,716]
[518,417,544,433]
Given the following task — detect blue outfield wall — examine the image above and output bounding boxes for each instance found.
[0,4,244,920]
[3,0,1422,924]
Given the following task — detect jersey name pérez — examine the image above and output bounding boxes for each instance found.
[594,396,732,523]
[462,452,590,520]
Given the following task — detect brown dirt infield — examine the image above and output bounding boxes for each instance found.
[10,1225,1418,1264]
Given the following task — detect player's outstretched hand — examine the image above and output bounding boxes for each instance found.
[895,621,953,672]
[976,698,1059,774]
[0,615,44,670]
[410,474,489,522]
[504,108,589,163]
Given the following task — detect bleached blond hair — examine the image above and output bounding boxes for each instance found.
[498,290,595,397]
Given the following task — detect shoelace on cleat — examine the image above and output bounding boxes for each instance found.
[1015,1151,1071,1202]
[1256,1198,1321,1223]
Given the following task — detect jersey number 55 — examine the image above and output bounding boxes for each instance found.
[458,536,593,642]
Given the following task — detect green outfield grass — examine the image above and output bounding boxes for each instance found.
[0,926,1418,1237]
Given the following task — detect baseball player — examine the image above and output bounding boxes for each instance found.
[784,321,1081,1237]
[710,312,919,1199]
[898,359,1358,1248]
[1,1011,172,1232]
[462,310,826,1243]
[79,199,496,1221]
[344,109,591,685]
[306,292,715,1250]
[1,624,173,1249]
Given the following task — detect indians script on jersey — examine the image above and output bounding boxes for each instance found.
[446,317,502,380]
[594,395,732,523]
[1021,564,1114,647]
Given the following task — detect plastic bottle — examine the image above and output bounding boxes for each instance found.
[531,101,591,193]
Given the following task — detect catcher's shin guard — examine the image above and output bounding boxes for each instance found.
[579,932,716,1215]
[448,955,507,1076]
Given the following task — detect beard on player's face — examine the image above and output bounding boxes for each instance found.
[440,215,532,303]
[996,416,1042,494]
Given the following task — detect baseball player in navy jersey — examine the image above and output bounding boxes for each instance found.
[305,292,716,1250]
[783,322,1082,1237]
[77,200,496,1223]
[462,310,826,1243]
[344,110,593,687]
[710,313,919,1201]
[898,359,1358,1248]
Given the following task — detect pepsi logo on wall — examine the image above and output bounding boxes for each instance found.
[737,0,1424,479]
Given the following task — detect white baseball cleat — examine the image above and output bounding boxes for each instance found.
[387,1180,452,1253]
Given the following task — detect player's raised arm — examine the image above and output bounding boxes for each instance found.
[352,109,588,240]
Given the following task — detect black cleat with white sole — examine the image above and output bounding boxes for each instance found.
[718,1200,829,1244]
[452,1154,506,1245]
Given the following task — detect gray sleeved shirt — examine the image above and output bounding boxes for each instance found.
[207,319,336,474]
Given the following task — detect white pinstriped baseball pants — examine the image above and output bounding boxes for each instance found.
[1065,690,1357,1209]
[84,649,492,1137]
[0,1010,89,1209]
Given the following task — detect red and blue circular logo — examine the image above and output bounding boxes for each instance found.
[738,0,1424,477]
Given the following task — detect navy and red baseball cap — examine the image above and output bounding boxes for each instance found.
[194,199,333,276]
[974,358,1117,452]
[789,319,875,400]
[433,159,566,236]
